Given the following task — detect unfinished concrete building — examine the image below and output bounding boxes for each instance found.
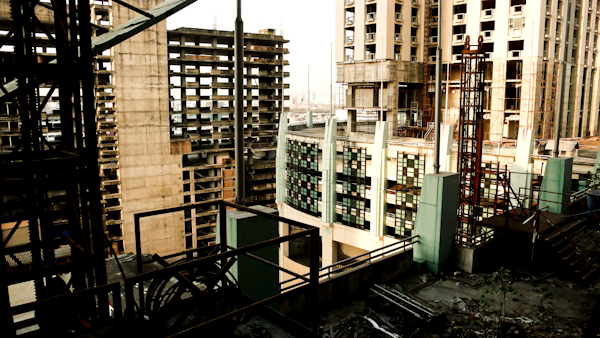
[167,27,289,250]
[1,1,289,258]
[336,0,600,140]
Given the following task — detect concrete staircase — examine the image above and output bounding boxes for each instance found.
[542,216,600,280]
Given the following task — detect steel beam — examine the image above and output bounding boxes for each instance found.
[234,0,245,204]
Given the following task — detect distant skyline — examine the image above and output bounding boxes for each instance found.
[167,0,337,103]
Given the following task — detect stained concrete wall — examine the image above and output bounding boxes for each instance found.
[114,0,184,256]
[337,61,423,84]
[279,249,413,316]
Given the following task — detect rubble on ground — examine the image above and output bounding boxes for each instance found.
[321,270,598,338]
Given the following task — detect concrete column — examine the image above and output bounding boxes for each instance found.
[321,234,337,268]
[593,147,600,175]
[275,113,288,203]
[439,124,454,172]
[370,121,388,238]
[322,118,337,223]
[386,110,397,136]
[414,172,459,274]
[307,110,313,128]
[540,157,573,214]
[510,128,534,208]
[347,109,357,132]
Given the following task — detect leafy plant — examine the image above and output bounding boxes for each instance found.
[586,170,600,190]
[478,267,518,318]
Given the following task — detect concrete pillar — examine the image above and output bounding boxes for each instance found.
[321,234,337,268]
[275,113,288,204]
[307,110,313,128]
[593,147,600,174]
[370,121,388,238]
[386,110,397,136]
[439,124,454,172]
[322,118,337,223]
[347,109,357,132]
[414,172,459,274]
[510,128,534,208]
[217,206,279,302]
[540,157,573,214]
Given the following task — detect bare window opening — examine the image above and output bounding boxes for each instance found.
[508,40,524,51]
[481,21,495,31]
[366,44,376,57]
[482,0,496,10]
[453,4,467,14]
[452,45,463,55]
[511,0,526,5]
[453,25,466,34]
[346,7,355,24]
[345,47,354,61]
[483,43,494,58]
[505,84,521,110]
[506,60,523,80]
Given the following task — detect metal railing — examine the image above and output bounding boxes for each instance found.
[280,236,418,292]
[0,282,121,335]
[130,200,322,333]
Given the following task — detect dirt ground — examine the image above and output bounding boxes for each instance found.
[317,269,599,338]
[406,270,599,337]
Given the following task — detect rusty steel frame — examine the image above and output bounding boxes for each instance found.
[132,200,321,334]
[456,36,487,245]
[1,0,107,326]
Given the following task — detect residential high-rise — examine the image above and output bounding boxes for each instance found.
[336,0,600,140]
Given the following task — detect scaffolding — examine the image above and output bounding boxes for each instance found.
[421,0,434,125]
[0,0,107,318]
[456,36,486,244]
[534,60,559,139]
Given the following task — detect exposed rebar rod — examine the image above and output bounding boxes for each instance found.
[444,31,451,124]
[380,35,384,122]
[433,0,442,174]
[234,0,245,204]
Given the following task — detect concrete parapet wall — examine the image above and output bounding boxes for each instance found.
[453,241,498,274]
[337,61,423,84]
[279,249,413,316]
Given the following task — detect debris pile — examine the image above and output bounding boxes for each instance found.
[322,284,443,338]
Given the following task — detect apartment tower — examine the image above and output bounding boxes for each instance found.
[336,0,600,140]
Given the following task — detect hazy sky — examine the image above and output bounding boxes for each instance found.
[167,0,337,102]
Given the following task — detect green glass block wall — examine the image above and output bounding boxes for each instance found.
[286,140,321,216]
[340,146,367,230]
[390,152,425,238]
